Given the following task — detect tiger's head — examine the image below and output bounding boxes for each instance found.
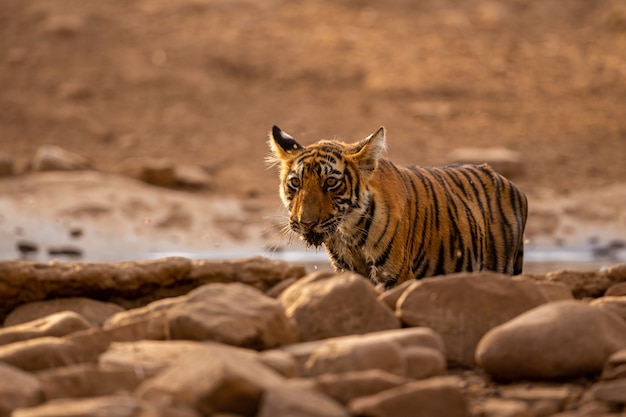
[268,125,386,247]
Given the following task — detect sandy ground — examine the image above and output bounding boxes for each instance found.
[1,0,625,269]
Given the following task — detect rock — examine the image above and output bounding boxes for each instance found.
[348,376,467,417]
[448,147,524,179]
[36,363,142,400]
[532,268,612,298]
[402,346,446,380]
[305,334,406,377]
[190,257,306,292]
[135,158,177,187]
[590,296,626,322]
[30,145,92,172]
[608,263,626,283]
[265,277,298,298]
[588,378,626,404]
[4,297,125,328]
[0,152,14,177]
[280,327,445,377]
[303,328,446,379]
[0,257,192,318]
[606,282,626,296]
[472,398,531,417]
[0,311,93,346]
[166,282,298,348]
[313,370,409,405]
[0,363,43,415]
[257,383,349,417]
[173,164,213,190]
[99,340,213,378]
[603,349,626,380]
[136,343,284,416]
[377,280,413,310]
[257,349,299,378]
[279,272,400,342]
[476,300,626,379]
[527,280,573,301]
[12,395,199,417]
[499,385,576,416]
[397,272,551,367]
[0,310,168,373]
[42,14,85,37]
[57,81,93,101]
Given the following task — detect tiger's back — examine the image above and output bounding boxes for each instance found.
[268,126,528,289]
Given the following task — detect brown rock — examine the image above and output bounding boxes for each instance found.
[0,257,192,318]
[36,363,142,400]
[537,268,611,298]
[605,282,626,297]
[590,296,626,322]
[305,335,406,377]
[500,385,576,416]
[377,280,413,311]
[0,363,43,415]
[313,370,409,405]
[136,343,284,416]
[280,272,400,342]
[589,378,626,404]
[0,311,93,346]
[257,383,349,417]
[603,349,626,380]
[257,349,299,378]
[173,164,213,189]
[348,376,468,417]
[473,398,531,417]
[30,145,91,172]
[166,282,298,348]
[0,337,85,372]
[103,296,184,329]
[0,152,14,177]
[402,346,446,380]
[190,256,306,292]
[397,272,550,366]
[608,263,626,284]
[4,297,124,327]
[12,395,200,417]
[280,327,445,376]
[136,158,177,187]
[476,300,626,379]
[99,340,212,378]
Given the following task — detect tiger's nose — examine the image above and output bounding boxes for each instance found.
[300,220,317,230]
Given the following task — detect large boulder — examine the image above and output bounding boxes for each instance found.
[476,300,626,379]
[396,272,558,366]
[136,343,284,416]
[279,272,400,342]
[0,258,192,318]
[166,282,298,348]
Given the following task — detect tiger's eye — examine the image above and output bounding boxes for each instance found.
[325,177,340,188]
[289,177,301,188]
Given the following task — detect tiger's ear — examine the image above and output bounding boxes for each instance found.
[267,125,304,166]
[349,127,386,177]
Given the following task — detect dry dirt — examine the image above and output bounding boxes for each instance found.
[1,0,626,266]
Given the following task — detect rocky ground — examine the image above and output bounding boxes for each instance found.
[1,257,626,416]
[1,0,626,416]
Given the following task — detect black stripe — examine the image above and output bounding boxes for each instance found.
[357,198,375,246]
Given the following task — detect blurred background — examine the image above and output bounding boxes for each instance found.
[1,0,625,268]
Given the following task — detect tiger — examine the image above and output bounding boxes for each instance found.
[267,125,528,289]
